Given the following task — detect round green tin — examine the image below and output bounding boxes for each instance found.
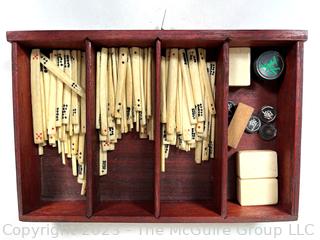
[254,50,284,80]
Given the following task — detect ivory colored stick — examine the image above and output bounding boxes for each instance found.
[96,51,101,129]
[136,112,140,132]
[209,115,215,158]
[30,49,44,144]
[139,48,147,126]
[62,50,72,126]
[55,50,64,127]
[61,142,66,165]
[80,52,86,133]
[77,162,85,183]
[187,49,204,122]
[77,51,81,84]
[176,63,182,134]
[108,119,116,142]
[47,52,57,136]
[143,48,148,107]
[146,48,152,117]
[207,61,216,100]
[160,57,167,123]
[72,155,78,176]
[181,67,192,142]
[40,53,84,97]
[39,65,47,141]
[115,48,128,118]
[130,47,142,111]
[81,179,87,196]
[38,144,44,155]
[126,53,133,123]
[71,50,80,125]
[99,146,107,176]
[178,49,197,124]
[195,141,202,164]
[165,49,170,85]
[110,48,118,91]
[99,48,109,135]
[161,142,166,172]
[78,134,85,164]
[71,134,79,156]
[121,87,128,133]
[161,125,167,172]
[228,103,254,148]
[43,65,50,131]
[107,52,115,117]
[198,48,215,115]
[202,139,209,161]
[71,135,79,175]
[166,48,179,135]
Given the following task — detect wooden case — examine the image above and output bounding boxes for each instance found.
[7,30,307,222]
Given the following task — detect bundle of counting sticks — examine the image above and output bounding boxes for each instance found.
[161,48,216,171]
[96,47,154,176]
[30,49,87,195]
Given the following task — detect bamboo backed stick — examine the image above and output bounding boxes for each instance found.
[43,65,50,133]
[160,56,167,123]
[115,48,128,119]
[81,179,87,196]
[176,63,182,134]
[55,50,64,127]
[40,53,84,97]
[146,48,152,118]
[207,61,216,102]
[198,49,215,115]
[107,52,115,118]
[209,115,215,159]
[62,50,72,126]
[187,49,204,122]
[96,51,101,129]
[126,53,133,124]
[39,65,47,141]
[48,52,57,136]
[71,134,79,176]
[71,50,80,126]
[130,47,142,111]
[110,48,118,91]
[77,162,85,183]
[195,141,202,164]
[80,52,86,134]
[181,63,192,142]
[30,49,44,144]
[99,146,108,176]
[161,125,167,172]
[139,48,146,126]
[178,49,197,124]
[143,48,148,110]
[166,48,179,135]
[100,48,108,135]
[78,134,85,164]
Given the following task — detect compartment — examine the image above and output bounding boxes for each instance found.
[159,39,228,220]
[227,42,303,221]
[86,38,159,219]
[11,42,87,221]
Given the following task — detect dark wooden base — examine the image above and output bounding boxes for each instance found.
[7,30,307,222]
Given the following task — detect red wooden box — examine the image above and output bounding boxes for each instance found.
[7,30,307,222]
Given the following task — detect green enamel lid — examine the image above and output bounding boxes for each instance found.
[255,51,284,80]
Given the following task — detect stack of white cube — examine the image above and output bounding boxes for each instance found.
[236,150,278,206]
